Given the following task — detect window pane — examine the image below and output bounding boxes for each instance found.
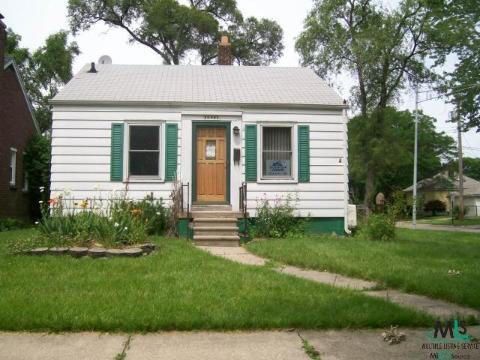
[9,150,16,184]
[263,127,291,151]
[130,126,159,150]
[129,151,159,176]
[262,127,292,177]
[205,140,216,160]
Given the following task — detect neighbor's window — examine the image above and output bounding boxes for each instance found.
[128,125,162,177]
[9,148,17,187]
[262,126,292,178]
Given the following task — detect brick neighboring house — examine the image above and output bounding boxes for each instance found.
[0,14,40,220]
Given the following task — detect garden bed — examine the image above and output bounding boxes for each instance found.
[25,243,156,258]
[10,193,170,253]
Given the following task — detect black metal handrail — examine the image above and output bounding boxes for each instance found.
[181,182,190,218]
[239,182,247,237]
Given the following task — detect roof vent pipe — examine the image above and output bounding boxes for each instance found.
[87,62,97,73]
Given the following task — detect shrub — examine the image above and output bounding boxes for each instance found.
[0,218,28,232]
[111,194,168,235]
[424,200,446,216]
[357,213,395,241]
[389,191,412,220]
[24,135,51,220]
[252,194,304,238]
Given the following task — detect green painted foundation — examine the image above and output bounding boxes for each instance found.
[246,217,345,236]
[177,218,192,239]
[175,217,345,240]
[303,217,345,235]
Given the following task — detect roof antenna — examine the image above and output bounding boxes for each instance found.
[87,62,97,73]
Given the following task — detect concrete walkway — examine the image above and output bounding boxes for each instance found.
[0,331,309,360]
[197,246,480,319]
[1,328,479,360]
[396,221,480,233]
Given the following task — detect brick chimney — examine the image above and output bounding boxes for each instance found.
[218,35,232,65]
[0,14,6,72]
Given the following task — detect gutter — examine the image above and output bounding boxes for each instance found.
[48,99,349,111]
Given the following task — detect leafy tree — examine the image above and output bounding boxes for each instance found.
[24,135,51,220]
[5,30,30,68]
[296,0,435,211]
[463,158,480,180]
[67,0,283,65]
[348,107,456,202]
[6,30,79,132]
[426,0,480,131]
[445,157,480,181]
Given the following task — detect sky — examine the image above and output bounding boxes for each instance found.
[2,0,479,158]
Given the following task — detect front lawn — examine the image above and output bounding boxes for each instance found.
[247,229,480,309]
[0,230,431,332]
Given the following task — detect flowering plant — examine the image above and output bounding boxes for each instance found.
[11,191,168,251]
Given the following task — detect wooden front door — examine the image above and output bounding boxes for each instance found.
[196,127,227,202]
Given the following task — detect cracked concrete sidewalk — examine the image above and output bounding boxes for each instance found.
[197,246,480,320]
[396,221,480,233]
[1,327,479,360]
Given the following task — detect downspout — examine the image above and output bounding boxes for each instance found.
[342,102,352,235]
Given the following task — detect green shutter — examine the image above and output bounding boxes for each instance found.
[298,125,310,182]
[245,124,257,182]
[165,123,178,181]
[110,123,124,182]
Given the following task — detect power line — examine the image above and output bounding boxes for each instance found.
[417,83,480,104]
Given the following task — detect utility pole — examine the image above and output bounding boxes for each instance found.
[457,111,465,221]
[412,85,419,227]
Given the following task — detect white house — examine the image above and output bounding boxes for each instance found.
[50,46,349,245]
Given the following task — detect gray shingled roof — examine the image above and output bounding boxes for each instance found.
[51,64,344,107]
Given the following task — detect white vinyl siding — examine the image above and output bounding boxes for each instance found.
[50,106,348,218]
[50,109,180,205]
[242,112,347,217]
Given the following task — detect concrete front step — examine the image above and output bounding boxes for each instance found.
[194,227,239,236]
[192,211,244,219]
[191,205,232,211]
[193,235,240,247]
[193,218,238,227]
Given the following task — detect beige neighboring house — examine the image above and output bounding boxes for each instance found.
[403,173,480,217]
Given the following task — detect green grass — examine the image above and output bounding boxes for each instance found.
[247,229,480,309]
[0,230,431,332]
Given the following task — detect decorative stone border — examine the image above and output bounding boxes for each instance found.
[24,243,156,258]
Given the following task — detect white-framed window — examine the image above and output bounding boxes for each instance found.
[125,122,164,180]
[9,148,17,187]
[260,124,296,180]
